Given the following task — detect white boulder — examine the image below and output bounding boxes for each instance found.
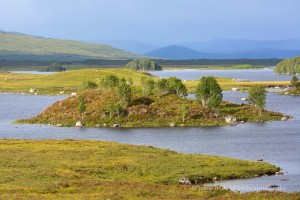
[225,116,237,124]
[75,121,83,127]
[29,88,35,93]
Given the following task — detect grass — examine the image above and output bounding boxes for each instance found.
[0,69,156,94]
[0,139,299,199]
[0,32,147,61]
[0,68,290,94]
[283,87,300,96]
[185,79,290,92]
[19,90,285,128]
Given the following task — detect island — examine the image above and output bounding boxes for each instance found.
[18,72,286,128]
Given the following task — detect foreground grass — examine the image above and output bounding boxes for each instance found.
[1,139,299,199]
[0,68,290,94]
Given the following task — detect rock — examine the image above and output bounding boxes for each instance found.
[231,87,239,91]
[29,88,35,93]
[180,124,185,127]
[240,97,247,101]
[112,123,120,128]
[280,178,289,181]
[59,91,64,94]
[225,116,237,125]
[178,178,191,185]
[103,123,107,127]
[257,159,263,162]
[281,116,288,121]
[240,121,245,124]
[268,185,279,188]
[170,123,176,127]
[71,92,77,96]
[276,172,284,175]
[56,124,62,127]
[212,177,219,181]
[95,124,100,128]
[75,121,83,127]
[285,92,289,95]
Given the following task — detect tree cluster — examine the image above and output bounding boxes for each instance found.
[140,76,187,98]
[195,76,223,112]
[43,63,66,72]
[274,56,300,74]
[291,75,299,88]
[125,60,162,71]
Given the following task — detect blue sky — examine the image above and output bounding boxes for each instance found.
[1,0,300,44]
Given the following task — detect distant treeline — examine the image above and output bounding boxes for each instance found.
[274,56,300,74]
[0,58,281,69]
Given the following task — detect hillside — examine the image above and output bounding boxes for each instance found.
[0,31,147,61]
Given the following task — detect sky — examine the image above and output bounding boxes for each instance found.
[1,0,300,45]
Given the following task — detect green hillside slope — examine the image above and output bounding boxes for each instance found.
[0,32,147,61]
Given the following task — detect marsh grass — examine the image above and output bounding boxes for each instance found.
[0,139,298,199]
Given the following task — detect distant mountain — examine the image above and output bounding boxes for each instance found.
[101,39,160,54]
[0,31,148,61]
[146,45,214,59]
[180,38,300,52]
[146,45,300,59]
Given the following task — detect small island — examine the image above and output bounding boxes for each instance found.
[20,73,286,128]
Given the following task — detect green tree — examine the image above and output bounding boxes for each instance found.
[114,103,122,119]
[141,77,155,96]
[43,63,66,72]
[156,78,168,98]
[195,76,223,111]
[108,103,115,119]
[291,75,299,88]
[80,80,98,91]
[166,77,187,98]
[127,77,133,86]
[118,78,132,108]
[181,104,189,123]
[125,60,162,71]
[248,85,267,116]
[77,96,86,120]
[98,75,119,91]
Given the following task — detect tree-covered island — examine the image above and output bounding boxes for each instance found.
[19,72,286,127]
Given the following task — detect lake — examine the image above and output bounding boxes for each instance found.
[1,90,299,193]
[150,68,298,81]
[9,71,56,75]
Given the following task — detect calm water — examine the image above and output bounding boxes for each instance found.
[0,91,299,193]
[150,69,298,81]
[9,71,56,75]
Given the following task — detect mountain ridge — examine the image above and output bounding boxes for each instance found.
[0,31,148,61]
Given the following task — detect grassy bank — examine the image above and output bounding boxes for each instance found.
[19,90,284,128]
[0,68,290,94]
[1,139,299,199]
[0,69,155,94]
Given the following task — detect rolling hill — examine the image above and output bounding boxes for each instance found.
[0,31,147,61]
[146,45,216,59]
[146,45,300,59]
